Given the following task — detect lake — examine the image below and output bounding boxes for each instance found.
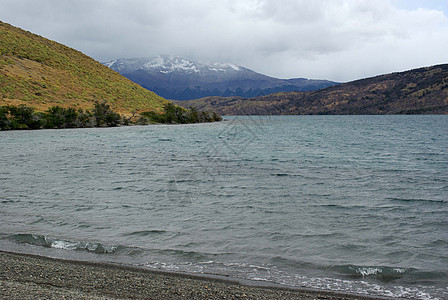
[1,115,447,299]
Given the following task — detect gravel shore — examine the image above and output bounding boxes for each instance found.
[0,250,389,299]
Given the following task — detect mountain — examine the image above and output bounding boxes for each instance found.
[0,21,169,115]
[102,55,338,100]
[173,64,448,115]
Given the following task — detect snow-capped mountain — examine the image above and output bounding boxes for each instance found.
[104,56,244,77]
[103,55,338,100]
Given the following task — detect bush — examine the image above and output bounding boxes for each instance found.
[0,106,10,130]
[43,106,79,129]
[6,105,42,129]
[76,109,94,128]
[93,101,121,127]
[140,111,162,124]
[140,103,222,124]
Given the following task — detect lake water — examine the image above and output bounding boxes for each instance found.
[1,115,447,299]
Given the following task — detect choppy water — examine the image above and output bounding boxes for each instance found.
[1,115,447,299]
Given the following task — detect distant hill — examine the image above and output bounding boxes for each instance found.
[102,55,338,100]
[174,64,448,115]
[0,21,169,115]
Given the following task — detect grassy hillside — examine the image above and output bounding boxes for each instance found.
[0,21,169,115]
[176,64,448,115]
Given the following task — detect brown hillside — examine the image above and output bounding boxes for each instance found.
[176,65,448,115]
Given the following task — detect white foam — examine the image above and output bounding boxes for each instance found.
[138,260,445,299]
[393,268,406,274]
[356,267,382,276]
[50,240,77,250]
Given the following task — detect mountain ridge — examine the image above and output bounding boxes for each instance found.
[102,55,338,100]
[173,64,448,115]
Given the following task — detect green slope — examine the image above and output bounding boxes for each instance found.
[0,21,169,115]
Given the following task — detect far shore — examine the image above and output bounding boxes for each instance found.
[0,250,390,299]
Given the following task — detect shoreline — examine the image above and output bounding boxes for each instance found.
[0,250,391,300]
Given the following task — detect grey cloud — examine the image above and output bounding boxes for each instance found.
[0,0,447,81]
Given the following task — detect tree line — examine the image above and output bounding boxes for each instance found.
[0,101,222,130]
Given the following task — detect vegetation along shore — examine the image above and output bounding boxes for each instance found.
[0,102,222,130]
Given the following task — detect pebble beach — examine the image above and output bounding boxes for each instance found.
[0,251,387,300]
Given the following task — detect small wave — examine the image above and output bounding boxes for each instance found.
[425,239,448,247]
[387,197,446,204]
[29,217,46,225]
[139,259,445,299]
[7,233,120,254]
[75,206,94,212]
[317,204,370,210]
[332,264,410,281]
[270,173,303,177]
[155,248,209,260]
[0,198,17,203]
[142,259,274,277]
[353,267,383,277]
[125,230,168,237]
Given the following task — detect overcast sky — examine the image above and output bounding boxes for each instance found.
[1,0,447,82]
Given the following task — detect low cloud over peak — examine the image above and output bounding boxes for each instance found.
[1,0,447,82]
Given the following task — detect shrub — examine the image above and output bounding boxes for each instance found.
[43,106,79,129]
[0,106,10,130]
[7,105,42,129]
[140,103,222,124]
[93,101,121,127]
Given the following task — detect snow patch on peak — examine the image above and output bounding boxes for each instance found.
[229,64,240,71]
[140,56,200,74]
[103,60,117,68]
[104,55,244,76]
[142,56,164,69]
[212,62,240,71]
